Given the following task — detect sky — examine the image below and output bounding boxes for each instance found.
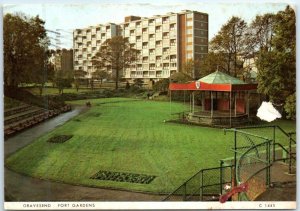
[3,1,292,49]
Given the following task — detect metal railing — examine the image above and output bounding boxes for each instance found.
[162,165,233,201]
[233,125,296,173]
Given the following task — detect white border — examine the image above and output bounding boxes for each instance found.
[4,201,297,210]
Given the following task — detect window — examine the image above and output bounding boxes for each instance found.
[170,24,176,31]
[187,37,193,42]
[150,64,155,70]
[163,32,169,39]
[149,34,155,40]
[142,42,148,49]
[163,48,169,54]
[136,36,142,42]
[155,26,161,32]
[149,49,155,55]
[142,57,148,62]
[187,29,193,34]
[186,45,193,51]
[170,39,176,46]
[187,21,193,26]
[170,55,176,62]
[156,41,162,47]
[149,19,155,25]
[162,17,169,23]
[187,53,193,59]
[187,13,193,18]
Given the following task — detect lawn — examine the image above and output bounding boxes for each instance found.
[5,98,296,194]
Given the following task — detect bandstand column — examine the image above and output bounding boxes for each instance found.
[202,91,205,111]
[229,91,232,127]
[192,91,195,113]
[190,92,192,113]
[234,92,237,117]
[211,91,213,118]
[247,91,250,118]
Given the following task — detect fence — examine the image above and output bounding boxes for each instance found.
[162,165,233,201]
[163,125,296,201]
[234,125,296,174]
[224,128,272,201]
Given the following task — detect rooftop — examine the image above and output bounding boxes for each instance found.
[199,70,246,85]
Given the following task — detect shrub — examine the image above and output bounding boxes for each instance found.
[284,93,296,120]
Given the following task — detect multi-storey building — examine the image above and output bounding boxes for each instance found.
[49,49,73,72]
[73,23,118,78]
[73,10,208,82]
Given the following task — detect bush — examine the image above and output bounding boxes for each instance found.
[284,93,296,120]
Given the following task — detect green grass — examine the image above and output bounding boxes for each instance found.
[5,98,296,194]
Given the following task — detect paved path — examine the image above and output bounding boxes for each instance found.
[5,105,164,201]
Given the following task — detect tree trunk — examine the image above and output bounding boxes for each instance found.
[115,69,119,90]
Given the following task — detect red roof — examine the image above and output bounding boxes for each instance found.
[169,81,257,92]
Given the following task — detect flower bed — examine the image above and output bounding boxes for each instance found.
[90,170,156,184]
[47,135,73,143]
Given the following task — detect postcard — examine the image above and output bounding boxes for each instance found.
[3,1,296,210]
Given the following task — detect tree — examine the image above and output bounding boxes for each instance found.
[170,72,192,83]
[181,59,201,79]
[198,52,227,78]
[91,69,108,88]
[133,78,143,88]
[74,69,86,92]
[92,36,138,90]
[4,13,49,89]
[255,6,296,118]
[210,16,247,77]
[153,79,169,92]
[55,70,73,94]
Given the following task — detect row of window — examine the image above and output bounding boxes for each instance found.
[124,16,177,29]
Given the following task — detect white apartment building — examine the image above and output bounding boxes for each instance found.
[73,23,118,78]
[73,10,208,82]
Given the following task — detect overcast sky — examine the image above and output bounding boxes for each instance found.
[4,1,291,49]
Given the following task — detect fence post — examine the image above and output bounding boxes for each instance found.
[268,140,271,186]
[234,129,237,187]
[273,126,276,162]
[183,182,187,201]
[200,170,203,201]
[265,141,270,187]
[289,133,292,174]
[220,160,224,195]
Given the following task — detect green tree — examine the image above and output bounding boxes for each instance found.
[74,70,86,92]
[210,16,247,77]
[92,36,138,90]
[55,70,73,94]
[170,72,192,83]
[181,59,201,79]
[133,78,143,88]
[4,13,49,88]
[256,6,296,118]
[198,52,227,78]
[91,69,108,88]
[153,79,169,92]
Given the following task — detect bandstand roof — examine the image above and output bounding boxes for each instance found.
[199,70,246,85]
[169,71,257,92]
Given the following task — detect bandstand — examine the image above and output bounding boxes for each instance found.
[169,71,257,127]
